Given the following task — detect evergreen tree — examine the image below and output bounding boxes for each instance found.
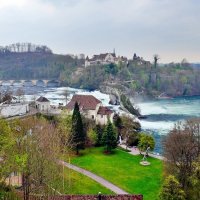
[102,121,117,153]
[113,114,123,139]
[159,175,186,200]
[71,102,85,154]
[95,125,103,146]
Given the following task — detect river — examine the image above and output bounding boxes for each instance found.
[2,83,200,155]
[137,96,200,154]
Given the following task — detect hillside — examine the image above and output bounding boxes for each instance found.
[0,44,200,98]
[0,43,83,80]
[68,61,200,98]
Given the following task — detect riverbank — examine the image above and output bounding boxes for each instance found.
[2,85,200,155]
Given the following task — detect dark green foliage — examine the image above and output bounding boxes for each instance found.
[94,125,104,147]
[120,94,141,116]
[104,63,118,75]
[113,114,123,138]
[0,183,21,200]
[126,132,139,147]
[159,175,186,200]
[71,102,85,154]
[102,122,117,153]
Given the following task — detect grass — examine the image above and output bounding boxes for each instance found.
[70,147,163,200]
[55,167,113,195]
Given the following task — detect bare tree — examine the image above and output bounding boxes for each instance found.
[1,88,13,103]
[153,54,160,68]
[163,119,200,198]
[16,88,25,103]
[7,117,67,199]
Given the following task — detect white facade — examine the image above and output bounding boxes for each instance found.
[36,101,50,112]
[96,112,114,125]
[0,103,29,118]
[82,103,102,120]
[105,53,115,63]
[67,102,114,125]
[85,53,118,67]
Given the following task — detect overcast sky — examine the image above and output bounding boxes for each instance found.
[0,0,199,62]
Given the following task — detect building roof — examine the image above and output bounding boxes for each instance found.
[66,95,101,110]
[36,96,50,102]
[97,106,113,115]
[87,53,116,62]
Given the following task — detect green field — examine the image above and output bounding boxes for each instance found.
[55,167,113,195]
[71,147,163,200]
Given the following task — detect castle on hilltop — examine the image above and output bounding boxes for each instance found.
[85,51,128,67]
[85,51,151,67]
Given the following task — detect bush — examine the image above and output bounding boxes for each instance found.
[126,133,139,147]
[138,133,155,153]
[159,175,186,200]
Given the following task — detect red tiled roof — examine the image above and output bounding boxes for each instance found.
[36,96,49,102]
[66,95,101,111]
[97,106,113,115]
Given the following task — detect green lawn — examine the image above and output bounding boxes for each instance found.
[55,167,113,195]
[71,147,163,200]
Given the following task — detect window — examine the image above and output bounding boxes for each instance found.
[101,115,103,118]
[92,115,94,119]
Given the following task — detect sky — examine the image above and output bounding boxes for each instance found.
[0,0,199,63]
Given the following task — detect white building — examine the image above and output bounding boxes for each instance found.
[85,53,118,67]
[66,95,114,125]
[35,96,50,112]
[0,103,29,118]
[77,54,85,59]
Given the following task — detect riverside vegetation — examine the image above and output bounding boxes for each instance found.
[0,44,200,99]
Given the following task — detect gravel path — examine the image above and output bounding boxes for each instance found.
[59,160,128,195]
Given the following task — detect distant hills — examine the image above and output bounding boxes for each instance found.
[0,43,84,80]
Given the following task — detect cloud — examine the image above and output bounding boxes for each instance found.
[0,0,199,62]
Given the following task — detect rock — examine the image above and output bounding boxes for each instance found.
[109,94,120,105]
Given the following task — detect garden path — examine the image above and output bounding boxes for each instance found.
[59,160,128,195]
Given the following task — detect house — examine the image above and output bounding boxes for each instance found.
[0,157,22,187]
[66,95,114,125]
[5,172,22,187]
[85,53,117,67]
[35,96,50,112]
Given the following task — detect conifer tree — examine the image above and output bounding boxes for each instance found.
[102,121,117,153]
[71,102,85,154]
